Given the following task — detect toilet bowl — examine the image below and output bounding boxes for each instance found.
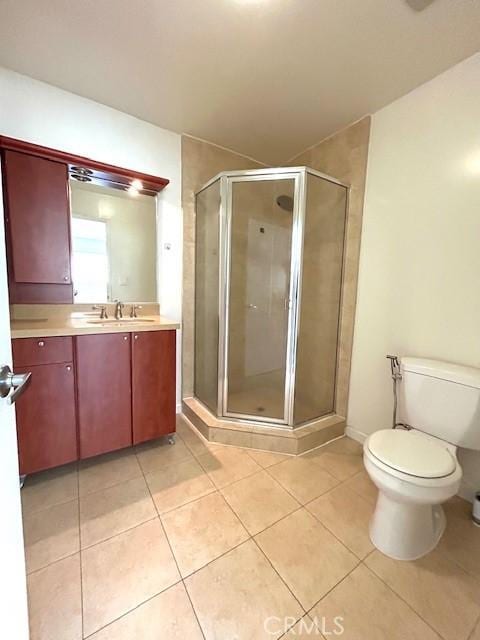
[363,356,480,561]
[364,429,462,560]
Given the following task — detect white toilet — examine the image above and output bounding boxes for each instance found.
[363,357,480,561]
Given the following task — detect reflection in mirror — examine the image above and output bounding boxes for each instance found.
[69,180,157,303]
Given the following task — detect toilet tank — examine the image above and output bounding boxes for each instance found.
[398,357,480,450]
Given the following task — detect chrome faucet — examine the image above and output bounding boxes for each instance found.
[130,304,142,318]
[92,304,108,319]
[114,300,124,320]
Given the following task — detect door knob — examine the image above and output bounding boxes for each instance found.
[0,365,32,405]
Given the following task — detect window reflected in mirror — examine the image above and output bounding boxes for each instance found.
[69,181,157,303]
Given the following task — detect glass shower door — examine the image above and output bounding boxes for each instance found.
[224,177,295,422]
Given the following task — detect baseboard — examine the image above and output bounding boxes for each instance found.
[345,424,474,504]
[345,425,367,443]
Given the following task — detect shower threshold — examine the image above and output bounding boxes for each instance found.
[182,397,346,455]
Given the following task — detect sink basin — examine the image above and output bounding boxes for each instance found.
[87,318,156,325]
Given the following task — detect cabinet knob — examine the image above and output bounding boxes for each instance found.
[63,276,69,282]
[66,365,71,372]
[134,335,138,340]
[38,341,45,347]
[123,335,128,341]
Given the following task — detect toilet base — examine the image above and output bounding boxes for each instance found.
[370,491,447,561]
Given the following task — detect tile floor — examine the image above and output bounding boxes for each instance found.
[22,416,480,640]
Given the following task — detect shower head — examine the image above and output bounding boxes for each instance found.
[276,195,294,212]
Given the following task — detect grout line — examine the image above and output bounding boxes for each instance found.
[357,561,450,640]
[77,462,84,640]
[136,443,207,640]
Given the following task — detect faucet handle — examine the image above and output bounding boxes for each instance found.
[92,305,108,319]
[130,304,143,318]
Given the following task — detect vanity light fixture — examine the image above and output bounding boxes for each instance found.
[70,166,93,182]
[127,178,143,196]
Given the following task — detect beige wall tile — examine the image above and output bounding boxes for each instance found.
[161,491,249,576]
[181,135,265,398]
[255,508,358,610]
[27,554,82,640]
[286,117,370,419]
[185,539,303,639]
[82,519,180,636]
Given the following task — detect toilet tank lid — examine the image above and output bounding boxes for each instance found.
[401,357,480,390]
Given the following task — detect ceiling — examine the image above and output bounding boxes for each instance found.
[0,0,479,164]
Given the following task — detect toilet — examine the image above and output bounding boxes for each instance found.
[363,357,480,561]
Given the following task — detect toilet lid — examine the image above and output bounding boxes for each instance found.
[367,430,456,478]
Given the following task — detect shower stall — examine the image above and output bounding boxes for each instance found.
[194,167,348,429]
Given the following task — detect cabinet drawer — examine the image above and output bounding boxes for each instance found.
[12,336,73,367]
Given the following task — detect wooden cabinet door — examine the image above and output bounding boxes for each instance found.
[3,150,72,286]
[132,330,176,445]
[15,362,77,475]
[76,333,132,458]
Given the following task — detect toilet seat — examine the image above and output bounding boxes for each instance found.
[366,429,456,479]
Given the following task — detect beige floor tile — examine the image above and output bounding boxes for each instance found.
[135,437,193,474]
[79,448,142,496]
[256,508,358,610]
[21,463,78,515]
[342,469,378,504]
[470,619,480,640]
[307,484,374,559]
[162,491,249,576]
[24,499,79,573]
[27,554,82,640]
[438,496,480,578]
[311,564,441,640]
[247,449,292,468]
[146,457,215,514]
[197,446,261,489]
[366,548,480,640]
[282,616,324,638]
[80,476,157,547]
[82,518,180,636]
[268,456,340,504]
[222,470,299,535]
[185,539,303,640]
[305,437,364,481]
[89,582,203,639]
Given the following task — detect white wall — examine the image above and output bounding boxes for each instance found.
[347,53,480,500]
[0,66,183,406]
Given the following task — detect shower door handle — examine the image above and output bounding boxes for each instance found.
[246,304,257,310]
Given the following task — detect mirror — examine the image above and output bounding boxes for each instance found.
[69,180,157,303]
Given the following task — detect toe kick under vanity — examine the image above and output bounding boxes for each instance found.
[1,135,179,477]
[11,315,179,476]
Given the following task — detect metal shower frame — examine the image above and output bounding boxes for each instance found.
[195,166,349,428]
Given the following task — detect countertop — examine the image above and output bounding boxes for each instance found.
[10,315,180,339]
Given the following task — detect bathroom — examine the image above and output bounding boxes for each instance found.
[0,2,479,639]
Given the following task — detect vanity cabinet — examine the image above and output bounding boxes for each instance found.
[12,337,77,475]
[76,332,133,459]
[12,329,177,473]
[132,330,176,444]
[2,150,73,303]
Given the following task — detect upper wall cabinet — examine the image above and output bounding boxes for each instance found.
[2,150,73,303]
